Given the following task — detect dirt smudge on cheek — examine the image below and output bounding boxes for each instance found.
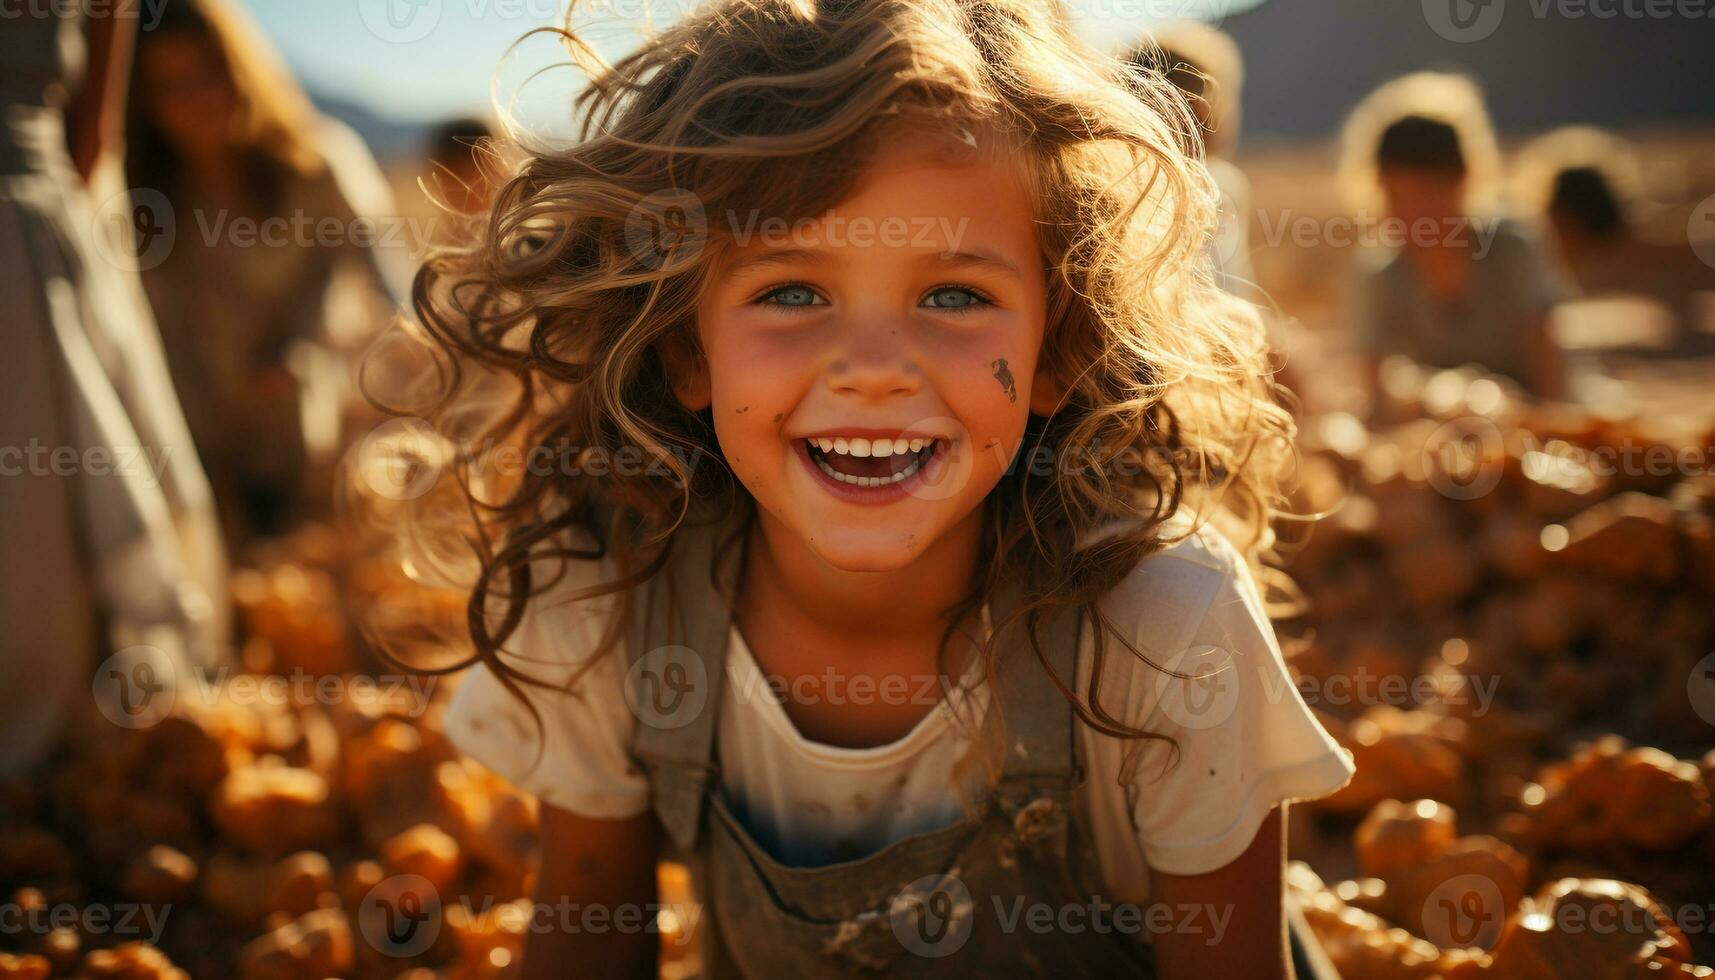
[990,358,1017,403]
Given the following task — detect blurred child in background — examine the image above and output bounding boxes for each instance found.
[1516,126,1715,346]
[1125,20,1257,300]
[127,0,405,544]
[1342,73,1569,404]
[1126,22,1321,410]
[424,116,499,218]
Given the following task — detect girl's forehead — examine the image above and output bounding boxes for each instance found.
[824,121,1037,220]
[869,116,1030,174]
[707,141,1040,272]
[849,147,1013,201]
[691,116,1044,280]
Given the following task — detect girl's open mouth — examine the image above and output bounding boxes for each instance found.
[802,435,939,488]
[792,434,952,504]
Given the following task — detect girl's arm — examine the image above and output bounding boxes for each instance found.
[526,804,664,980]
[1147,803,1291,980]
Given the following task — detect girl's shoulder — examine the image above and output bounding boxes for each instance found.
[1081,511,1241,587]
[444,525,651,817]
[1088,515,1262,664]
[483,524,626,676]
[1079,521,1356,881]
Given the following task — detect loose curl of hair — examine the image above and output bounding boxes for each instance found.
[353,0,1296,770]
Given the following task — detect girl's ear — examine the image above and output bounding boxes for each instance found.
[660,332,712,412]
[1028,354,1066,416]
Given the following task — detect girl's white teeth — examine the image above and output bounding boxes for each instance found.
[805,435,936,489]
[811,448,927,487]
[811,437,925,458]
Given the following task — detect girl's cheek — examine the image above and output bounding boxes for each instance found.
[941,335,1037,408]
[719,337,822,403]
[707,320,807,390]
[706,355,800,472]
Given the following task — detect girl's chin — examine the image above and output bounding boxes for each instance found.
[757,511,938,572]
[805,531,932,573]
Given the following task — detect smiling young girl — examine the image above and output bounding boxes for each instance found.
[373,1,1354,976]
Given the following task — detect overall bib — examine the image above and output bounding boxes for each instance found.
[623,517,1158,978]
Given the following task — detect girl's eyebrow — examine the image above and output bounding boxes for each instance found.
[721,246,1021,280]
[921,249,1023,279]
[723,247,828,278]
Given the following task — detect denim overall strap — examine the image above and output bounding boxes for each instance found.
[626,516,743,852]
[986,572,1083,857]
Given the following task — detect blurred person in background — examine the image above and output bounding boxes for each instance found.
[1515,126,1715,346]
[1127,23,1319,409]
[1125,21,1257,299]
[424,116,499,219]
[1342,73,1569,405]
[126,0,407,546]
[1,1,229,776]
[417,116,501,254]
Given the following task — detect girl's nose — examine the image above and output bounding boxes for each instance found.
[825,322,921,400]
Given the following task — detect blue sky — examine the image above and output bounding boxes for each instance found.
[239,0,1262,124]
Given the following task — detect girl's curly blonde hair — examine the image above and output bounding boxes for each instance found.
[353,0,1294,752]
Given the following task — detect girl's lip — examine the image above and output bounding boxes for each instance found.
[791,437,947,505]
[793,429,945,443]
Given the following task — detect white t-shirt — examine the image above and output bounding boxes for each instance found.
[444,523,1354,903]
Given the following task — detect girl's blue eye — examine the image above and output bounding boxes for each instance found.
[921,285,990,311]
[754,283,989,311]
[758,284,825,308]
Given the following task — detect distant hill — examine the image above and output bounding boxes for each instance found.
[1213,0,1715,139]
[310,91,433,162]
